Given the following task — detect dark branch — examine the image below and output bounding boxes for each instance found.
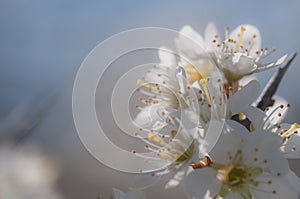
[255,53,297,111]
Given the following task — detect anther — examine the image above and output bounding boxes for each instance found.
[280,104,284,109]
[278,113,282,117]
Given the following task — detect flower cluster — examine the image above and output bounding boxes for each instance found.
[113,23,300,199]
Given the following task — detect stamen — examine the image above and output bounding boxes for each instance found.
[236,26,246,51]
[225,27,229,39]
[200,79,212,106]
[148,132,168,146]
[281,123,299,138]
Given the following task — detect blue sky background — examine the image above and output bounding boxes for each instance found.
[1,1,300,198]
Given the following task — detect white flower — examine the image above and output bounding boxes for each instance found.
[0,145,62,199]
[133,55,222,132]
[184,124,299,199]
[244,97,300,159]
[131,67,229,190]
[133,47,182,131]
[136,47,180,109]
[131,116,197,189]
[213,24,287,83]
[133,23,221,130]
[133,67,259,171]
[175,23,219,84]
[112,188,146,199]
[132,67,260,190]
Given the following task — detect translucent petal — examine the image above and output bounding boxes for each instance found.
[133,104,169,131]
[282,171,300,195]
[184,168,221,199]
[130,173,161,190]
[221,53,255,78]
[243,106,267,130]
[226,119,250,137]
[209,127,243,163]
[165,169,186,189]
[252,174,299,199]
[158,46,177,67]
[257,54,288,72]
[176,25,205,59]
[264,95,289,126]
[229,24,261,57]
[204,22,219,51]
[239,74,258,87]
[229,80,260,115]
[243,131,289,175]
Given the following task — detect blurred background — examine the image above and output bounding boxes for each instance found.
[1,0,300,198]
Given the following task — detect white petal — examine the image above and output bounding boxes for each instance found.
[245,130,282,151]
[229,24,261,57]
[264,95,289,125]
[201,120,227,155]
[184,168,221,199]
[239,74,258,87]
[133,104,169,131]
[257,54,288,72]
[176,66,188,95]
[176,25,205,58]
[165,169,186,189]
[226,119,250,137]
[179,25,204,45]
[130,173,161,190]
[229,80,260,115]
[244,131,289,175]
[243,106,267,130]
[124,190,147,199]
[209,127,244,163]
[204,22,219,51]
[283,171,300,195]
[112,188,125,199]
[181,109,200,129]
[252,174,299,199]
[158,46,177,67]
[220,53,256,78]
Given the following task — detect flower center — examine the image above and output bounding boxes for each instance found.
[212,150,263,198]
[148,131,194,163]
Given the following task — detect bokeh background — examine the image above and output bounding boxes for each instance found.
[1,0,300,198]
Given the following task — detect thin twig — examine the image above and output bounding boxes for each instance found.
[255,53,297,110]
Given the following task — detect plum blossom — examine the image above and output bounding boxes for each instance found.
[212,24,287,83]
[244,98,300,159]
[184,123,299,199]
